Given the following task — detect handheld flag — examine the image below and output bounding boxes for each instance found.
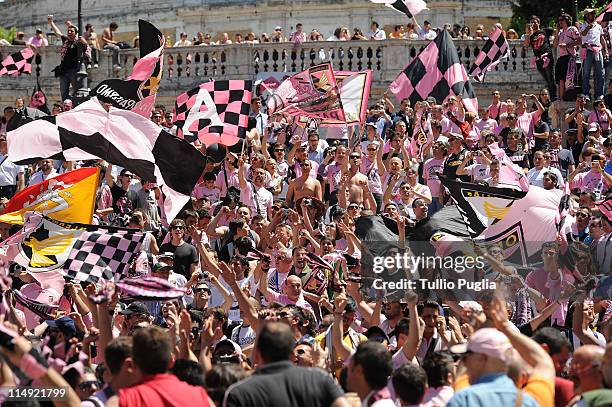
[173,80,253,146]
[370,0,427,18]
[0,48,34,76]
[390,30,478,113]
[0,212,144,284]
[90,19,164,116]
[7,98,207,222]
[468,27,509,82]
[0,167,98,225]
[267,62,346,122]
[318,70,372,127]
[29,81,50,114]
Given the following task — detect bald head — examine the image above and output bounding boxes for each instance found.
[575,345,605,364]
[572,345,605,392]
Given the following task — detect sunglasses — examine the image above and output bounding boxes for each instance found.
[296,348,307,355]
[78,380,102,390]
[367,148,377,151]
[171,225,184,230]
[274,149,284,152]
[576,212,589,218]
[350,155,361,159]
[122,174,134,178]
[194,287,210,294]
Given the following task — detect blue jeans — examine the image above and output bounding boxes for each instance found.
[583,49,605,100]
[59,68,78,101]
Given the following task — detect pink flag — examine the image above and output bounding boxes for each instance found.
[267,62,346,122]
[488,142,529,192]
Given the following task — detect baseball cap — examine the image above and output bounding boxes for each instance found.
[215,339,243,355]
[365,122,376,128]
[119,301,149,316]
[158,252,174,261]
[589,123,600,133]
[274,26,282,31]
[448,132,463,140]
[436,135,450,145]
[365,326,390,344]
[62,99,73,107]
[45,316,77,338]
[152,262,171,273]
[584,8,597,14]
[35,28,43,34]
[450,327,513,363]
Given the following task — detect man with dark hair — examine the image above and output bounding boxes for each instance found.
[532,327,575,407]
[347,341,394,406]
[160,218,198,278]
[223,322,349,406]
[109,168,138,223]
[82,337,138,406]
[392,363,428,406]
[421,351,455,405]
[417,301,446,362]
[102,21,121,70]
[107,327,211,407]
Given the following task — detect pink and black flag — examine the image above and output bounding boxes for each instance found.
[390,30,478,113]
[7,98,207,222]
[468,27,509,82]
[0,48,34,76]
[267,62,346,122]
[370,0,427,18]
[90,20,164,116]
[172,80,253,146]
[28,81,49,114]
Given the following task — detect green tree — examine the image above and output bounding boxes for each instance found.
[511,0,609,34]
[0,26,16,43]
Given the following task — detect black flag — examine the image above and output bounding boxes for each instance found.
[28,81,50,114]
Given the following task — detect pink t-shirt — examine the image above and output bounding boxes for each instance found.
[516,111,539,139]
[324,163,343,193]
[475,118,498,133]
[423,158,445,197]
[265,289,314,313]
[557,27,579,57]
[239,182,273,218]
[16,284,61,330]
[214,166,239,197]
[525,267,575,325]
[588,109,611,133]
[487,102,508,121]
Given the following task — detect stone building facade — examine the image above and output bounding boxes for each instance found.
[0,0,513,44]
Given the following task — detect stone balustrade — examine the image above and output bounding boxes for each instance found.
[0,39,545,108]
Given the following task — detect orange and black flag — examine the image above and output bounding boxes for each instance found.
[0,167,99,225]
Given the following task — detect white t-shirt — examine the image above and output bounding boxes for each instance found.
[581,22,604,46]
[230,323,257,348]
[240,182,273,218]
[0,154,24,186]
[527,166,564,188]
[28,168,58,186]
[368,29,386,40]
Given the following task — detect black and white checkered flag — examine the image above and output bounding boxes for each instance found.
[63,230,145,284]
[468,27,509,83]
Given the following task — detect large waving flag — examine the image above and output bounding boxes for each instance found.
[6,98,207,222]
[468,27,509,82]
[267,62,346,122]
[0,48,34,76]
[172,80,253,146]
[90,20,164,117]
[390,30,478,113]
[370,0,427,18]
[487,142,530,192]
[0,212,143,284]
[0,167,98,225]
[441,176,563,265]
[319,70,372,127]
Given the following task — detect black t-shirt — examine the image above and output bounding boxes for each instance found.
[110,184,138,217]
[504,147,530,170]
[549,147,575,179]
[533,121,550,151]
[564,108,591,131]
[224,361,344,407]
[443,149,470,182]
[529,28,553,58]
[61,35,80,69]
[159,241,198,278]
[499,127,526,147]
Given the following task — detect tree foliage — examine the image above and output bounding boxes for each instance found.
[0,26,16,43]
[510,0,610,33]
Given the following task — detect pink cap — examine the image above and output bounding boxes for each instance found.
[450,328,513,362]
[588,122,600,133]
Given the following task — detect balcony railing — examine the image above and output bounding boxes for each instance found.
[0,39,540,103]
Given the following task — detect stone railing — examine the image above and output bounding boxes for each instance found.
[0,39,542,106]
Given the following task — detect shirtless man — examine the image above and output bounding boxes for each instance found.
[339,151,369,205]
[286,159,322,205]
[101,22,120,69]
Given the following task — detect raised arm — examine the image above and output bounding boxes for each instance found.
[47,15,63,37]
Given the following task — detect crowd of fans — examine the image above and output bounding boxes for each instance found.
[0,7,611,407]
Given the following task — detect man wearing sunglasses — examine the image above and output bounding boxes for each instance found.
[109,168,138,224]
[160,219,198,279]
